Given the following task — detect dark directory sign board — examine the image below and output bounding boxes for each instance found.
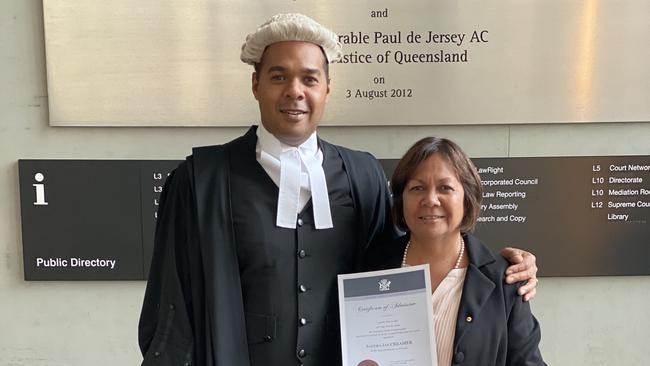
[470,157,649,277]
[19,156,650,280]
[381,156,650,277]
[19,160,179,280]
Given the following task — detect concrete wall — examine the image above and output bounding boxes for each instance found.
[1,1,648,365]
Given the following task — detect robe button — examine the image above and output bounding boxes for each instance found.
[465,315,473,323]
[454,351,465,363]
[299,317,308,326]
[153,351,160,357]
[263,335,272,342]
[299,284,308,293]
[297,349,306,358]
[297,218,304,226]
[298,250,306,258]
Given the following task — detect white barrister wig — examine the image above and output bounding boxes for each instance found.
[240,13,343,65]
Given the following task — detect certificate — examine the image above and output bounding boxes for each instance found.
[338,265,437,366]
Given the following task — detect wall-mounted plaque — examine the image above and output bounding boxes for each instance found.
[44,1,650,126]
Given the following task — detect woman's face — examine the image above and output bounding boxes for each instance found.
[402,154,465,242]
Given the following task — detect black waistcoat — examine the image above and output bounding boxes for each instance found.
[229,136,358,366]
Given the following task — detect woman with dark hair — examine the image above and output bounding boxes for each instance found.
[364,137,546,366]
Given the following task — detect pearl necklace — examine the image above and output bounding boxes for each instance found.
[402,236,465,269]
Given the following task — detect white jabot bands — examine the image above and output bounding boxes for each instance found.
[277,148,301,228]
[300,149,333,229]
[256,125,333,229]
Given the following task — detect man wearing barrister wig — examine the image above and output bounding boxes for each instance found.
[138,13,539,366]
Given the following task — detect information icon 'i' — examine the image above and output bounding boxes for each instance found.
[33,173,48,206]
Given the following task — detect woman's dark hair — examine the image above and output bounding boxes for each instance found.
[391,137,483,233]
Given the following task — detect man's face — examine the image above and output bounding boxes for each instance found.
[252,41,331,146]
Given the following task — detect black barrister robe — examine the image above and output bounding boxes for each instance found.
[363,234,546,366]
[139,127,394,365]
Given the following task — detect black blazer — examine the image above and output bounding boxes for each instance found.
[363,234,546,366]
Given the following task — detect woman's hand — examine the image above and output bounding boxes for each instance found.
[500,247,538,301]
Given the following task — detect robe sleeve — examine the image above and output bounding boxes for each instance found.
[139,161,197,366]
[333,146,398,268]
[360,152,398,255]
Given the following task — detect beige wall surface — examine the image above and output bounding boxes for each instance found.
[1,1,648,365]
